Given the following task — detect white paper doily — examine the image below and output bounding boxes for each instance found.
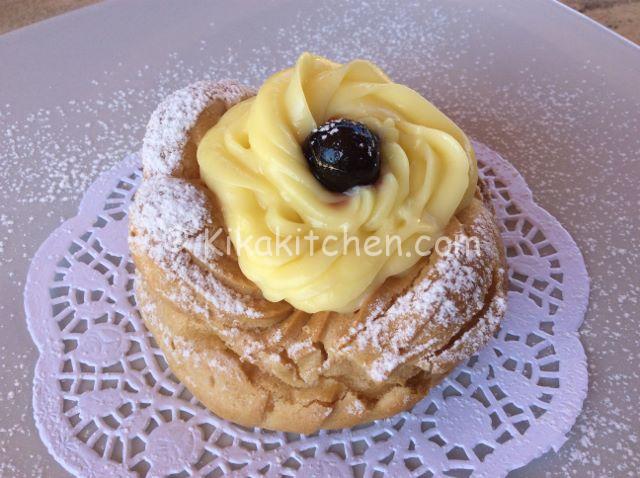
[24,141,589,477]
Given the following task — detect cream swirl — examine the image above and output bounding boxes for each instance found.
[197,53,477,313]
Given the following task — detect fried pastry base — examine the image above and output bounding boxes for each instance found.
[129,81,507,433]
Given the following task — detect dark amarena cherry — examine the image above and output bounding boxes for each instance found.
[302,119,381,193]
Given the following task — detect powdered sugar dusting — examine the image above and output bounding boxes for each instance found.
[130,177,209,250]
[352,228,503,383]
[142,80,254,177]
[346,398,365,416]
[129,177,263,319]
[287,338,314,359]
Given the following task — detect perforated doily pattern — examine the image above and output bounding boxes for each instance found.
[24,142,589,478]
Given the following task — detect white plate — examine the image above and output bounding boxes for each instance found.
[1,1,639,476]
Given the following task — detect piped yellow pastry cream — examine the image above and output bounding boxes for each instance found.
[197,53,477,313]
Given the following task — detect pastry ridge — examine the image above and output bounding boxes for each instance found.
[129,80,508,433]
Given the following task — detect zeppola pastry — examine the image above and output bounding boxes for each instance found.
[129,53,507,433]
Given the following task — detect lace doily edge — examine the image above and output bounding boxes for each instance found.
[22,147,591,477]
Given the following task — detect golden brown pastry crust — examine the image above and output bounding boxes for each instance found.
[129,81,508,433]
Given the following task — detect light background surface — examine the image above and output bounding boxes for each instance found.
[0,1,639,476]
[4,0,639,42]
